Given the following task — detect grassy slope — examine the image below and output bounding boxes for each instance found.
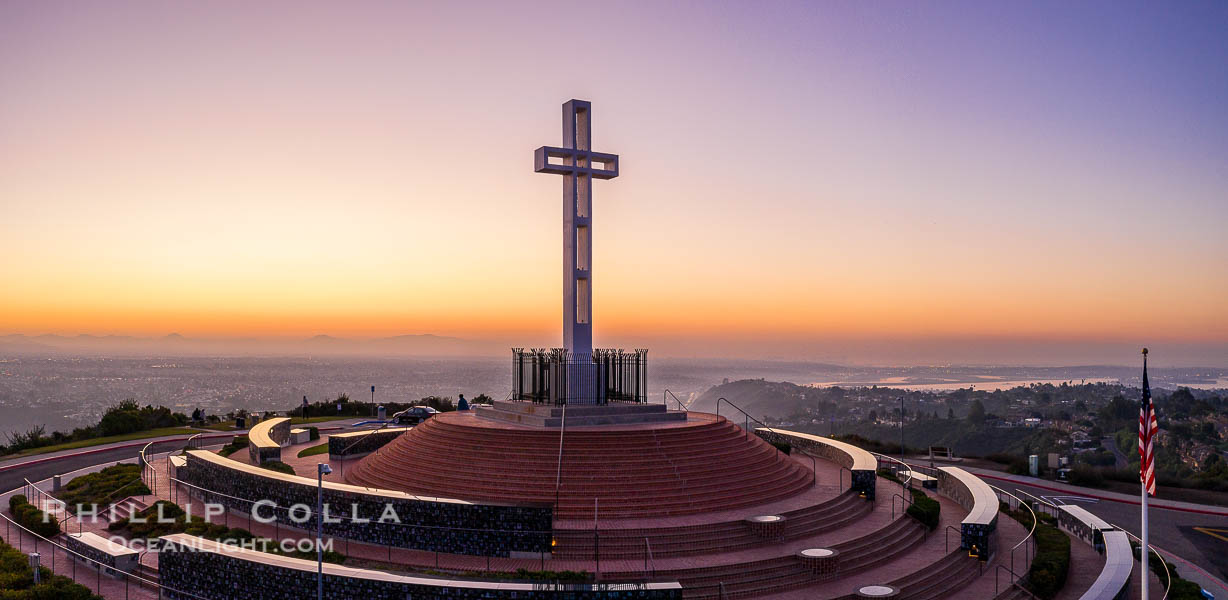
[1,427,199,460]
[297,443,329,458]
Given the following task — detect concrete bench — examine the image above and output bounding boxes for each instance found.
[66,532,139,576]
[159,534,682,599]
[936,466,998,560]
[247,417,291,464]
[755,428,878,501]
[902,471,937,489]
[289,427,311,445]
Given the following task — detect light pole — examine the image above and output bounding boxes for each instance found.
[317,463,332,600]
[899,397,905,464]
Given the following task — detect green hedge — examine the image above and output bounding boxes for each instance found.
[7,495,60,539]
[0,535,103,599]
[308,426,320,441]
[1134,541,1207,600]
[906,489,940,530]
[1001,506,1069,600]
[218,436,248,458]
[56,464,149,508]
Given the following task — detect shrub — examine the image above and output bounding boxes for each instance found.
[0,537,102,599]
[308,426,320,441]
[905,489,940,530]
[1001,506,1069,600]
[260,461,297,475]
[57,464,149,508]
[218,436,248,457]
[9,496,60,538]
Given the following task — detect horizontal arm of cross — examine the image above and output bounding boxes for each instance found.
[534,146,619,180]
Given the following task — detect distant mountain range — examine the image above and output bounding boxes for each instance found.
[0,333,501,357]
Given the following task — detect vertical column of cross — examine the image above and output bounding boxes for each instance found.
[563,100,593,357]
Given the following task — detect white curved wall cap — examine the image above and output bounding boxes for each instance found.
[248,417,291,449]
[753,428,877,471]
[938,466,998,525]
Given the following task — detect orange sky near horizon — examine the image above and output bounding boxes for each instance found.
[2,2,1226,359]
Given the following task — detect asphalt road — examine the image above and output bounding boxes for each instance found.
[0,438,191,494]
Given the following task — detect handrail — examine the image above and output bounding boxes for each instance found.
[1110,521,1170,600]
[643,537,655,578]
[989,484,1038,584]
[716,398,782,462]
[336,420,405,476]
[995,565,1041,599]
[663,389,688,412]
[945,524,962,552]
[554,404,567,509]
[872,451,913,493]
[1013,488,1059,519]
[0,509,212,600]
[890,492,913,520]
[184,432,204,450]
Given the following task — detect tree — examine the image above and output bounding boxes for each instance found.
[947,408,955,420]
[967,400,986,424]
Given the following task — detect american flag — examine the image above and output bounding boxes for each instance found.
[1138,349,1158,496]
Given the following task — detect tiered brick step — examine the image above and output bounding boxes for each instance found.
[346,412,812,519]
[553,489,869,559]
[889,549,982,600]
[601,515,927,600]
[104,496,149,522]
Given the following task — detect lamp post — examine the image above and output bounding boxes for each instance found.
[899,396,905,464]
[317,463,332,600]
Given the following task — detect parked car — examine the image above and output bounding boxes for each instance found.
[392,406,439,425]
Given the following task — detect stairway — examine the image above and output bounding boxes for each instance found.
[553,489,870,559]
[346,412,813,519]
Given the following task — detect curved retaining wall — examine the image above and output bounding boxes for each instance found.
[935,466,998,560]
[158,534,681,600]
[754,428,877,500]
[176,450,552,556]
[327,427,411,459]
[248,417,291,465]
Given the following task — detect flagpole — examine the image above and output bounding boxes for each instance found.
[1141,473,1148,600]
[1140,348,1150,600]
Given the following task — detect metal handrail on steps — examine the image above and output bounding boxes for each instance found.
[715,397,782,462]
[989,484,1038,582]
[995,565,1041,599]
[945,524,962,553]
[663,389,688,412]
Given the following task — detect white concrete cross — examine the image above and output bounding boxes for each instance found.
[534,99,619,356]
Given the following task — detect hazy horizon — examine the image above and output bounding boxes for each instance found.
[2,2,1225,361]
[3,330,1226,368]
